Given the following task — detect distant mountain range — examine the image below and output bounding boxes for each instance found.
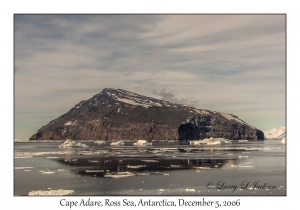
[29,88,264,141]
[263,126,286,139]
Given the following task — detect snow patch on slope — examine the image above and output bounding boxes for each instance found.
[65,120,77,126]
[220,113,255,128]
[105,88,183,108]
[193,109,210,115]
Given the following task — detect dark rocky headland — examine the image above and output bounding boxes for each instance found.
[30,88,264,141]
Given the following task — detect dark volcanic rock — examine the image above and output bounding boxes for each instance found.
[29,88,264,141]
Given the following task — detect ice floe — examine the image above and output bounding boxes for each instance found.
[190,137,232,146]
[127,165,147,168]
[15,167,34,170]
[94,140,107,145]
[185,188,196,192]
[15,150,74,158]
[39,169,55,174]
[28,189,74,196]
[136,173,150,176]
[194,166,211,170]
[133,140,152,146]
[58,139,88,148]
[141,160,159,163]
[239,156,249,158]
[110,141,125,146]
[14,139,30,142]
[104,171,135,178]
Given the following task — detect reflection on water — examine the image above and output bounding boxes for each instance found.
[14,140,286,196]
[60,157,239,177]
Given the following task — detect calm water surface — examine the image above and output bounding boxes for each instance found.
[14,140,286,196]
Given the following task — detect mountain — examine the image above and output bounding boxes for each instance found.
[263,126,286,139]
[29,88,264,141]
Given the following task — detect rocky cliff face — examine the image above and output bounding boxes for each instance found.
[29,88,264,141]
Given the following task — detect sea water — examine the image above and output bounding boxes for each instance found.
[14,140,286,196]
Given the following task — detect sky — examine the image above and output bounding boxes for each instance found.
[14,14,286,139]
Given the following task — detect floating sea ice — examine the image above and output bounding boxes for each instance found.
[15,167,33,170]
[141,160,159,162]
[28,189,75,196]
[14,156,33,159]
[110,141,125,146]
[39,169,55,174]
[185,188,196,192]
[136,173,150,176]
[77,143,89,147]
[58,139,88,148]
[133,140,152,146]
[195,166,211,170]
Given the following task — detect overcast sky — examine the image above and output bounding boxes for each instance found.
[14,14,286,139]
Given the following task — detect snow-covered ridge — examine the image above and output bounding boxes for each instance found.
[103,88,185,108]
[220,113,255,128]
[264,126,286,139]
[101,89,256,129]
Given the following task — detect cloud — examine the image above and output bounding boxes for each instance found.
[14,14,285,138]
[152,88,198,107]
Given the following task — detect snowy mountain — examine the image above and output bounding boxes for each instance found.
[263,126,286,139]
[103,88,185,108]
[30,88,264,141]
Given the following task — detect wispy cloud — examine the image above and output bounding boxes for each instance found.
[14,14,285,138]
[152,88,198,107]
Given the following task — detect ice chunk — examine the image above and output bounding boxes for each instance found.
[28,189,74,196]
[39,169,55,174]
[94,140,107,145]
[185,188,196,192]
[58,139,88,148]
[133,140,152,146]
[15,167,33,170]
[190,138,231,145]
[104,171,135,178]
[110,141,125,146]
